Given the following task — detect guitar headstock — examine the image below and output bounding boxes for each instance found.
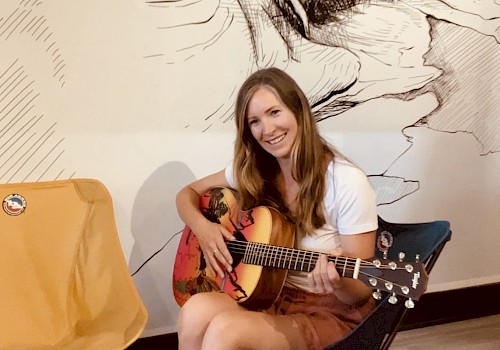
[358,253,428,308]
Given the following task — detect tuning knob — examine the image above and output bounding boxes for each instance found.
[389,293,398,304]
[405,298,415,309]
[372,290,382,300]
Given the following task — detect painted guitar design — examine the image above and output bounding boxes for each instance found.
[172,187,427,310]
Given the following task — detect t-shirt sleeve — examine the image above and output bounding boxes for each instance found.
[224,160,236,189]
[335,164,378,235]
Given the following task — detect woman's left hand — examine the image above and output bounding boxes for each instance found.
[308,248,344,294]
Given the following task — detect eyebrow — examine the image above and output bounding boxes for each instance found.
[247,104,281,120]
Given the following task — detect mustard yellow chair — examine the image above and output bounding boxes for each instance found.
[0,179,147,350]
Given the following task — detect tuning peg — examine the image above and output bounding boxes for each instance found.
[369,278,378,287]
[405,298,415,309]
[389,293,398,305]
[399,252,405,262]
[415,254,420,263]
[372,290,382,300]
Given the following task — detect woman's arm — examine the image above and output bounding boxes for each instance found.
[176,169,235,277]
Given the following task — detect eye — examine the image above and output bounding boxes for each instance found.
[270,109,280,116]
[248,118,259,126]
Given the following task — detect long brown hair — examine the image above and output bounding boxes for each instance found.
[233,67,334,235]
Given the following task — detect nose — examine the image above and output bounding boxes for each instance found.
[261,117,275,135]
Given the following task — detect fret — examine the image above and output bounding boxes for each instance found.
[299,250,305,272]
[278,246,284,268]
[270,245,277,267]
[287,247,293,270]
[257,243,264,266]
[261,243,268,266]
[269,244,275,267]
[353,258,361,279]
[244,242,251,265]
[265,245,270,267]
[250,242,258,265]
[240,241,247,264]
[308,252,315,272]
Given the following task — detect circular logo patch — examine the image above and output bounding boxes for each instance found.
[3,194,27,216]
[377,230,394,253]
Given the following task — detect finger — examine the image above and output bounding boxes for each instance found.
[209,251,226,278]
[310,255,327,293]
[217,235,234,267]
[327,261,342,290]
[220,226,236,241]
[319,255,334,293]
[331,246,343,256]
[213,248,233,273]
[307,269,317,291]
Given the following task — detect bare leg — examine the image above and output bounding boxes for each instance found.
[202,310,306,350]
[177,292,307,350]
[177,292,244,350]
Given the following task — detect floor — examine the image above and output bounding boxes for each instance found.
[390,314,500,349]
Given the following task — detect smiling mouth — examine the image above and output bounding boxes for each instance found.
[267,134,286,145]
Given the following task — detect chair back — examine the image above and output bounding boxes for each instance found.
[0,179,148,350]
[324,216,452,350]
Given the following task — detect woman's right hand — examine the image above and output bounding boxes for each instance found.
[175,169,235,277]
[194,220,235,278]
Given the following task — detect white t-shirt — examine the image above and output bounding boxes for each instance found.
[225,158,378,292]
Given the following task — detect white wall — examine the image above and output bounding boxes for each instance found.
[1,0,499,337]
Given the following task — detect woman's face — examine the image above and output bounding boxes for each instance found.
[246,86,298,161]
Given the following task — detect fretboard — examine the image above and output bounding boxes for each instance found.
[227,240,360,279]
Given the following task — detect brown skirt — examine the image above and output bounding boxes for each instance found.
[266,285,375,350]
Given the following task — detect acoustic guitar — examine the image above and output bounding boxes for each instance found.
[172,187,427,310]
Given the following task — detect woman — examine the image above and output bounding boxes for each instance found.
[176,67,378,350]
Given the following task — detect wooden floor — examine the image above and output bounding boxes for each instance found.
[390,314,500,349]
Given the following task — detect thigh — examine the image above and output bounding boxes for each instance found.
[203,310,307,350]
[178,291,243,329]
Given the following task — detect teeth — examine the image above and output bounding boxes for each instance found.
[268,134,285,145]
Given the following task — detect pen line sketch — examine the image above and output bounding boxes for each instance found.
[1,0,498,336]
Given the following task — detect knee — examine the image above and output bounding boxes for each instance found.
[177,293,212,333]
[203,311,247,348]
[177,292,236,340]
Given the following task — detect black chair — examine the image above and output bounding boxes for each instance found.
[325,216,452,350]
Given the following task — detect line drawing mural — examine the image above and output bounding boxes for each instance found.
[0,0,71,183]
[134,0,500,334]
[1,0,499,336]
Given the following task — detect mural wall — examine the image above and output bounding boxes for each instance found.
[1,0,499,336]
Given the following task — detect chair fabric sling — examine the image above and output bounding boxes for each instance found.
[0,179,148,350]
[324,216,452,350]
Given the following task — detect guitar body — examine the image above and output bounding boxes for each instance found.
[172,187,295,310]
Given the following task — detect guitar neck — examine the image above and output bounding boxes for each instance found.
[227,240,360,279]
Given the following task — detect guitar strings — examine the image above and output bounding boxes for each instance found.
[223,240,418,297]
[226,239,405,270]
[226,240,417,295]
